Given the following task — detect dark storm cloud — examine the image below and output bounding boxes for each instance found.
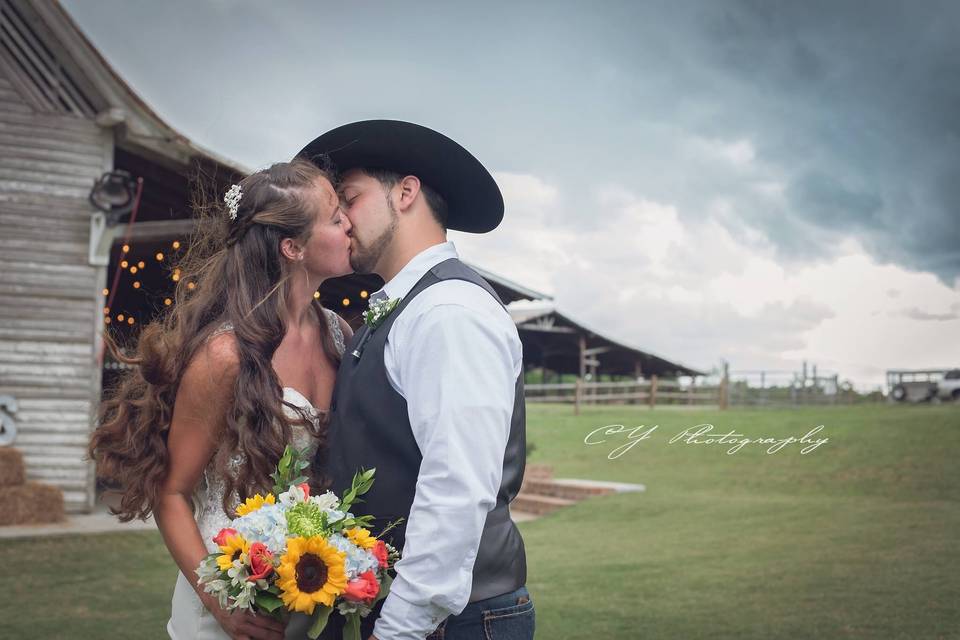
[688,0,960,284]
[61,0,960,285]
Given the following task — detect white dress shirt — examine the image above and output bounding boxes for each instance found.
[370,241,523,640]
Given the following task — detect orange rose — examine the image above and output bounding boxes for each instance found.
[213,528,239,547]
[298,482,310,498]
[343,570,380,604]
[372,540,389,569]
[247,542,274,582]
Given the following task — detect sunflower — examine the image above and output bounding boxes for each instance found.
[277,536,348,614]
[216,533,250,572]
[344,527,377,550]
[235,493,276,517]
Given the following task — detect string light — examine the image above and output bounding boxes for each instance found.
[121,244,129,253]
[132,281,141,289]
[187,282,196,290]
[127,317,135,325]
[137,261,145,269]
[129,266,138,274]
[104,317,111,324]
[164,298,172,306]
[156,252,164,261]
[102,288,109,296]
[313,291,321,299]
[103,307,109,315]
[172,240,181,250]
[360,290,369,299]
[117,314,125,322]
[120,260,128,269]
[172,274,180,282]
[342,298,350,306]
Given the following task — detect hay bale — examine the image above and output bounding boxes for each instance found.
[0,447,26,487]
[0,482,65,526]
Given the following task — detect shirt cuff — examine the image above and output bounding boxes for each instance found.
[373,589,449,640]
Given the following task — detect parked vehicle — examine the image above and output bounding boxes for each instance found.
[935,369,960,401]
[887,369,944,403]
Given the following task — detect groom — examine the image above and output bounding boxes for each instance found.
[299,120,533,640]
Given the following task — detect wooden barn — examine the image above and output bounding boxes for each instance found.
[0,0,553,516]
[0,0,256,514]
[511,304,704,380]
[0,0,700,516]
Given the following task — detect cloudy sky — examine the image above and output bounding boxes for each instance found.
[62,0,960,390]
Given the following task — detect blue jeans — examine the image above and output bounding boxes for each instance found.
[426,585,535,640]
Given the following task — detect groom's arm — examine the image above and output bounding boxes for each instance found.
[372,283,521,640]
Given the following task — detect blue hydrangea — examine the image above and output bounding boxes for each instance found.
[233,503,288,554]
[327,532,379,579]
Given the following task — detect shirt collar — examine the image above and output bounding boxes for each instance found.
[374,241,459,301]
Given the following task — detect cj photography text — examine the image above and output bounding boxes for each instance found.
[584,423,830,460]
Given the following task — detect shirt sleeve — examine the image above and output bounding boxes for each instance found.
[372,299,520,640]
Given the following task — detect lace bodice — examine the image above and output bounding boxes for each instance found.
[194,308,346,553]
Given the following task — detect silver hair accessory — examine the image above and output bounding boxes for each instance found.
[224,184,243,220]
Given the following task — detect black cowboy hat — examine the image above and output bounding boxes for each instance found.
[297,120,504,233]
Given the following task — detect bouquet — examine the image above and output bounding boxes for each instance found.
[195,446,401,639]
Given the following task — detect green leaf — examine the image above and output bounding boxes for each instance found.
[343,612,361,640]
[375,572,394,603]
[307,604,334,639]
[254,592,284,613]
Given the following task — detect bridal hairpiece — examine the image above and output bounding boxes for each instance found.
[224,184,242,220]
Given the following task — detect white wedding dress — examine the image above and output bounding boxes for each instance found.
[167,310,346,639]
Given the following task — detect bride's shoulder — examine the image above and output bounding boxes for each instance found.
[318,306,353,341]
[182,327,241,392]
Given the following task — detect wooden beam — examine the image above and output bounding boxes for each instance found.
[517,324,577,334]
[583,346,613,356]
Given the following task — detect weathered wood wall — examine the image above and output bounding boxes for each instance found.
[0,61,108,513]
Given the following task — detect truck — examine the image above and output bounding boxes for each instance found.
[887,369,960,403]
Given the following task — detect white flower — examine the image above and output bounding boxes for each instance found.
[362,297,401,329]
[196,557,221,583]
[324,508,346,524]
[203,578,230,609]
[278,483,309,507]
[227,560,249,588]
[224,184,242,221]
[203,578,229,594]
[233,582,257,611]
[309,491,340,510]
[337,599,373,617]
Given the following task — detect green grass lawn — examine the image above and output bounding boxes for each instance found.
[2,404,957,639]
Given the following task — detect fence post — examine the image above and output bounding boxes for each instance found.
[688,380,694,406]
[649,375,658,409]
[719,361,729,410]
[574,377,582,416]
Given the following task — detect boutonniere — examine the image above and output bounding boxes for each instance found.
[362,297,402,330]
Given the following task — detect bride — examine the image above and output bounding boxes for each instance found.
[88,158,354,639]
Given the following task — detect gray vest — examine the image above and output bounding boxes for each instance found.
[314,258,527,632]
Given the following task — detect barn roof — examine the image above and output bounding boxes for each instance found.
[510,303,706,378]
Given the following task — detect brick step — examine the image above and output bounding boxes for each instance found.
[520,478,617,501]
[511,493,575,516]
[524,463,554,481]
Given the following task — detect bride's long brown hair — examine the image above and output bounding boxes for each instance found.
[88,158,341,522]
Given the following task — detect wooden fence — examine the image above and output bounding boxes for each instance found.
[525,368,874,413]
[524,375,724,414]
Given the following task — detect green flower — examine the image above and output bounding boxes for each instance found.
[285,502,330,538]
